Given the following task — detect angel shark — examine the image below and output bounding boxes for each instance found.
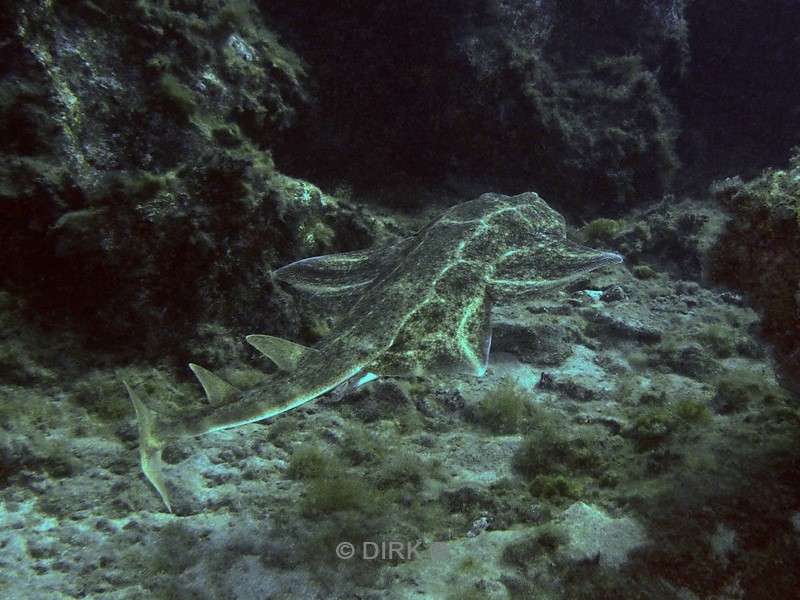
[125,191,622,511]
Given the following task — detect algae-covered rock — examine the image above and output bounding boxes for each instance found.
[264,0,683,214]
[557,502,648,569]
[0,1,387,358]
[709,155,800,390]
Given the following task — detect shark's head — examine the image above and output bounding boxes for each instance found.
[483,192,623,298]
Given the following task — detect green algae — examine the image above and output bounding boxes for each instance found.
[477,377,533,435]
[711,368,788,414]
[710,154,800,390]
[578,218,623,246]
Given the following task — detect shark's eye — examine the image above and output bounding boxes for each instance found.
[533,232,558,243]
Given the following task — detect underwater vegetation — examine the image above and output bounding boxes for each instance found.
[264,1,682,214]
[695,322,738,358]
[710,151,800,391]
[0,0,375,363]
[501,523,568,568]
[277,420,455,575]
[624,396,712,450]
[710,368,789,415]
[577,218,623,247]
[2,0,800,598]
[509,403,618,505]
[632,264,659,280]
[476,377,533,435]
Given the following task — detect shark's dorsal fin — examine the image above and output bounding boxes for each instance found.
[189,363,240,406]
[245,334,318,372]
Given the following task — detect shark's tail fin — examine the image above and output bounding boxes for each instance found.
[123,381,172,513]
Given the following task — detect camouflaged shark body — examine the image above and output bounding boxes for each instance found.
[125,191,622,511]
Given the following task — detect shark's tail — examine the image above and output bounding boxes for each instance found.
[123,381,173,513]
[122,335,319,511]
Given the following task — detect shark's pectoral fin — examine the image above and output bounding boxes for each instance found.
[189,363,240,406]
[273,237,414,311]
[274,247,379,292]
[371,286,493,377]
[124,381,172,513]
[245,334,318,372]
[330,371,378,400]
[489,242,623,301]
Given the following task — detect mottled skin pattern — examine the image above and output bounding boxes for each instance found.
[125,192,622,510]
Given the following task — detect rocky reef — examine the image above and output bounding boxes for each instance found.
[2,0,800,598]
[267,0,684,214]
[710,154,800,392]
[1,0,388,360]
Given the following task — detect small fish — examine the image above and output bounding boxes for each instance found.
[125,192,622,511]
